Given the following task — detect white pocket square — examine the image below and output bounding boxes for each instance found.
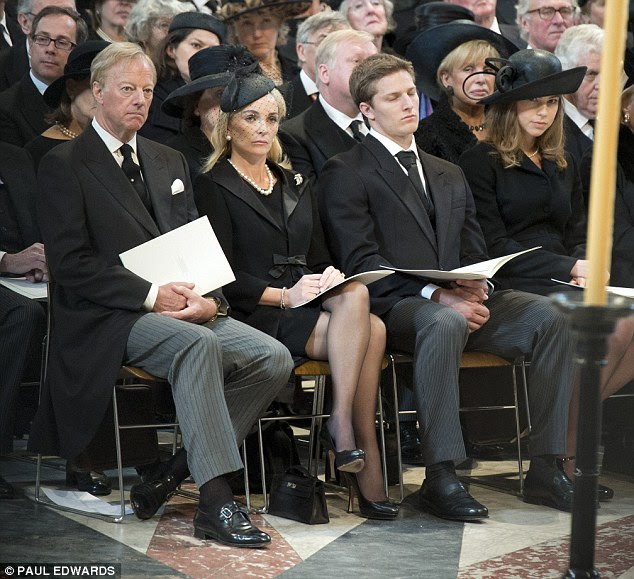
[171,178,185,195]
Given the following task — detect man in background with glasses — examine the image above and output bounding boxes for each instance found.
[516,0,578,52]
[0,5,86,146]
[0,0,77,91]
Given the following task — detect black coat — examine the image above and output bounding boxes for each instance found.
[279,99,357,183]
[415,96,478,164]
[138,76,184,144]
[459,142,586,295]
[194,159,330,341]
[0,74,51,146]
[30,125,199,458]
[0,36,28,92]
[166,125,212,184]
[281,74,314,120]
[318,135,489,316]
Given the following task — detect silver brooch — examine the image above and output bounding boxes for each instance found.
[294,173,303,186]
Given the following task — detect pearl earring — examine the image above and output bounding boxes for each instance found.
[226,134,232,141]
[623,111,631,125]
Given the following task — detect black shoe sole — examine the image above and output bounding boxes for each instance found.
[193,527,271,548]
[522,493,573,512]
[419,497,489,521]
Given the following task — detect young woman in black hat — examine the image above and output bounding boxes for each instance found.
[459,49,634,503]
[194,71,398,521]
[139,11,226,142]
[408,20,518,163]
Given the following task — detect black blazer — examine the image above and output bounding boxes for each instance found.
[194,158,330,338]
[279,99,357,182]
[0,37,28,91]
[318,134,489,316]
[30,125,199,459]
[459,142,586,295]
[282,74,314,120]
[0,142,39,248]
[0,74,51,146]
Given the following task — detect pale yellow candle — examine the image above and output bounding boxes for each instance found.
[584,0,630,304]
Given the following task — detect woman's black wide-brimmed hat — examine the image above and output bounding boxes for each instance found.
[406,20,518,101]
[43,40,109,108]
[168,12,227,43]
[219,0,311,22]
[162,45,259,117]
[479,48,587,105]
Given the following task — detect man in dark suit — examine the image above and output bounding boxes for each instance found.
[279,28,376,182]
[0,142,46,499]
[319,53,577,519]
[31,42,292,546]
[0,5,86,146]
[0,0,76,91]
[282,11,349,120]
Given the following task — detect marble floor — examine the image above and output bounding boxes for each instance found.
[1,440,633,579]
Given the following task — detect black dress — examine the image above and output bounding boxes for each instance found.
[138,76,184,144]
[194,159,330,357]
[24,135,66,170]
[166,125,213,184]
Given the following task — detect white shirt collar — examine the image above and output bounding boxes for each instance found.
[299,69,318,96]
[490,17,501,34]
[29,70,48,95]
[319,94,365,133]
[92,117,139,157]
[0,13,12,47]
[563,98,593,139]
[369,128,418,159]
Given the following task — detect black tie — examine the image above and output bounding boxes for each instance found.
[120,144,153,214]
[349,120,365,143]
[395,150,434,220]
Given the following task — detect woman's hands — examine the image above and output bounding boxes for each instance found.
[285,266,346,307]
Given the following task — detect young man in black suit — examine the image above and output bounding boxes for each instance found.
[279,28,376,182]
[319,53,577,519]
[31,42,292,546]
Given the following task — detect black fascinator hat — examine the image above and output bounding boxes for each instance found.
[162,45,260,117]
[479,49,586,106]
[220,70,276,112]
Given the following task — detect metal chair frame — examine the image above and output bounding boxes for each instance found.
[388,351,532,502]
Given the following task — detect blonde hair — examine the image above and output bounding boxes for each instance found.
[436,40,500,89]
[203,88,291,173]
[484,98,568,169]
[91,42,157,86]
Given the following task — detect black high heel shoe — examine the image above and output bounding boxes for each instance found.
[319,423,365,473]
[342,472,399,520]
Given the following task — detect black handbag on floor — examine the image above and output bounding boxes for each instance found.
[268,466,329,524]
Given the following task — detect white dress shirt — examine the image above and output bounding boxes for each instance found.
[319,95,368,138]
[563,98,594,140]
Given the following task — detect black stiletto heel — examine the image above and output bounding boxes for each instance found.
[342,472,399,520]
[319,422,365,473]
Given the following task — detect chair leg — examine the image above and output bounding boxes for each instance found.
[389,355,405,503]
[242,442,251,512]
[512,361,525,496]
[308,375,326,477]
[258,418,268,513]
[377,382,389,496]
[111,387,126,523]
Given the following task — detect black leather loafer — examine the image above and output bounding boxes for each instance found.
[66,469,112,496]
[193,501,271,548]
[598,484,614,501]
[523,457,574,512]
[419,479,488,521]
[0,475,15,499]
[400,422,425,465]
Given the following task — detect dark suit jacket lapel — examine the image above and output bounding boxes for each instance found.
[306,101,356,161]
[20,76,50,135]
[1,151,38,246]
[137,139,173,233]
[81,126,160,237]
[364,135,438,252]
[212,159,283,232]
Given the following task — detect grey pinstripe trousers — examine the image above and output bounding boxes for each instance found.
[125,313,293,487]
[385,289,574,465]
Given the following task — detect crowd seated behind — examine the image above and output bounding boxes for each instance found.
[2,0,634,534]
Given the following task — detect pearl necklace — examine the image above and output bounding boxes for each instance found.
[228,159,274,196]
[526,148,540,158]
[56,122,78,139]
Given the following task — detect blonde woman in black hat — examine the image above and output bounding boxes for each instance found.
[139,11,226,141]
[194,71,398,520]
[26,40,109,169]
[408,20,518,163]
[220,0,310,85]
